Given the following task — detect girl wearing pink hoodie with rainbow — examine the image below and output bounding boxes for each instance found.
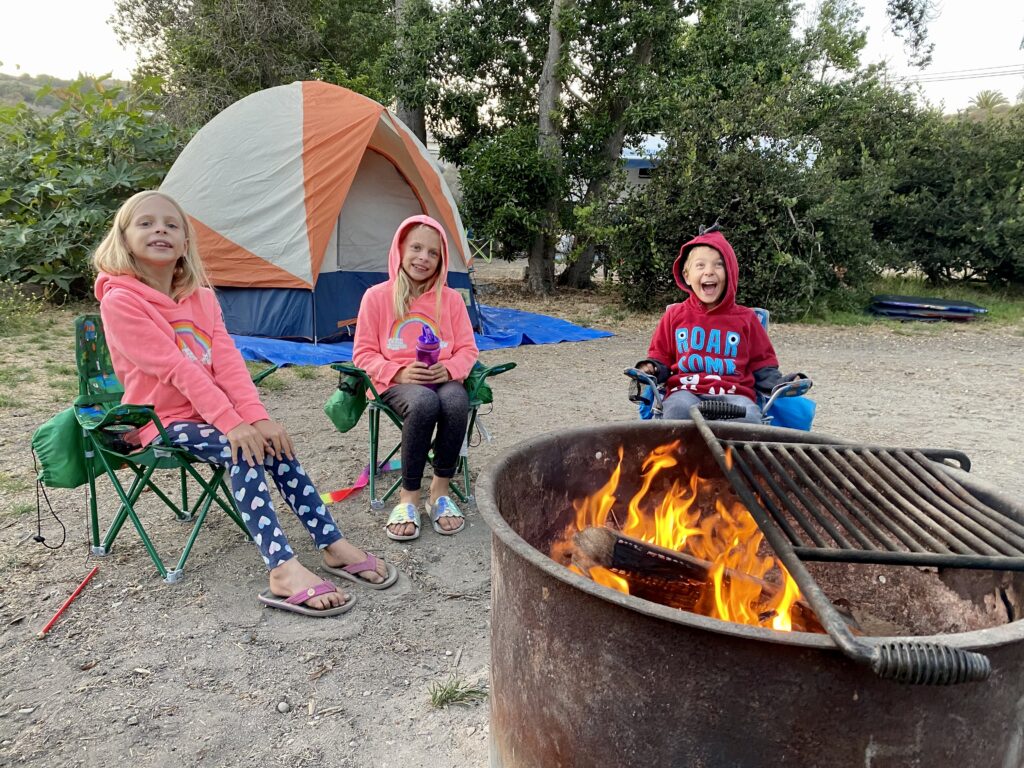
[353,215,479,541]
[94,191,397,618]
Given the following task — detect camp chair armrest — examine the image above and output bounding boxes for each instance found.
[761,377,814,415]
[251,364,281,385]
[74,392,125,408]
[623,367,660,391]
[465,361,516,402]
[75,403,177,445]
[331,362,381,400]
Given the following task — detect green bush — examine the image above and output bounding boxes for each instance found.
[608,135,883,320]
[458,125,565,259]
[0,76,183,297]
[879,107,1024,286]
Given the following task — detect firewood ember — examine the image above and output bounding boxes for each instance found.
[573,526,827,633]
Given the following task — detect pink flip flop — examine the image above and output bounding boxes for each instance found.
[321,553,399,590]
[257,580,356,617]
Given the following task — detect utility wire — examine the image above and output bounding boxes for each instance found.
[893,69,1024,84]
[888,62,1024,84]
[895,63,1023,77]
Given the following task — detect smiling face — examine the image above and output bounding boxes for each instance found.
[399,224,443,289]
[683,245,727,308]
[122,195,187,278]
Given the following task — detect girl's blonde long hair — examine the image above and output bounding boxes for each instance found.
[393,223,444,322]
[93,190,208,301]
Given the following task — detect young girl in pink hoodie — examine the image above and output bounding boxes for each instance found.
[353,215,479,541]
[93,190,397,617]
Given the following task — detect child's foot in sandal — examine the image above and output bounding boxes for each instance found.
[426,496,465,535]
[322,539,394,584]
[385,502,420,541]
[267,558,351,613]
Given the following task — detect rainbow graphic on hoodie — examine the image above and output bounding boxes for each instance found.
[172,321,213,365]
[387,313,441,351]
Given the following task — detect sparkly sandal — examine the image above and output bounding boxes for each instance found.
[385,502,420,541]
[425,496,465,536]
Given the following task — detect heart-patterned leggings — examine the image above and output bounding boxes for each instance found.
[161,421,343,569]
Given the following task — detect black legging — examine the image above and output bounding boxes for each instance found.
[379,382,470,491]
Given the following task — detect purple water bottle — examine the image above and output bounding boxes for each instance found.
[415,324,440,389]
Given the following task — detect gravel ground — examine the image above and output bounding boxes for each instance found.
[1,271,1022,767]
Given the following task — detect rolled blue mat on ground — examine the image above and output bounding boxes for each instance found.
[868,294,987,322]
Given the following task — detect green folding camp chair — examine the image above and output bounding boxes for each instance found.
[74,314,249,583]
[329,360,516,510]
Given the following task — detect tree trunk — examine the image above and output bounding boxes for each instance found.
[394,0,427,144]
[557,37,654,289]
[526,0,572,295]
[396,104,426,144]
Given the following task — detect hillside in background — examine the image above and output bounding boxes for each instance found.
[0,72,128,112]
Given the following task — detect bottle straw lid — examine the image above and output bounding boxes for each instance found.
[419,324,438,344]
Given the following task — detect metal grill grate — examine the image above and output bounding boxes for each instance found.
[724,440,1024,571]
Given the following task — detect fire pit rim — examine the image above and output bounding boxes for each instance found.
[477,420,1024,651]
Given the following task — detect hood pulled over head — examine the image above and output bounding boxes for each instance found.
[387,215,451,286]
[671,229,739,312]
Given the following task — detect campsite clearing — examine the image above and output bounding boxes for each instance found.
[2,273,1023,767]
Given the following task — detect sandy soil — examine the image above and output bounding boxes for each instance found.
[1,271,1023,767]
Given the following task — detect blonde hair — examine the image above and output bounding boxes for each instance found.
[93,190,208,301]
[392,223,444,322]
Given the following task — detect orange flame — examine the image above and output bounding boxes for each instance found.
[589,567,630,594]
[564,441,805,632]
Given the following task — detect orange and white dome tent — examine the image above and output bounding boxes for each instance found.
[161,81,479,341]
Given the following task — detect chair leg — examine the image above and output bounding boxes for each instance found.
[167,466,226,583]
[368,407,381,509]
[84,439,105,555]
[178,462,250,540]
[180,467,190,518]
[448,407,478,504]
[95,452,170,580]
[145,476,192,521]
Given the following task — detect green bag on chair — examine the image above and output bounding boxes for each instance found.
[32,407,89,488]
[324,370,368,433]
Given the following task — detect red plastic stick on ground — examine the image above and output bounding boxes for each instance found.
[37,566,99,639]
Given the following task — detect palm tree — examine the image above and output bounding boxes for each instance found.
[969,90,1009,111]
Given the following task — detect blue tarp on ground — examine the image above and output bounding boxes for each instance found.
[232,304,614,367]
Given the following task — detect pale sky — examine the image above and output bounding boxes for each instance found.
[0,0,1022,111]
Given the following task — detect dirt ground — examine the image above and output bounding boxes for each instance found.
[1,269,1023,767]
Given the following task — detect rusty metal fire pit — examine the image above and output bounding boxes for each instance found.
[477,421,1024,768]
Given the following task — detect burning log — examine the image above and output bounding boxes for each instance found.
[573,526,828,633]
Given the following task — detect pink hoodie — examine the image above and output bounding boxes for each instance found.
[95,273,269,446]
[353,215,478,393]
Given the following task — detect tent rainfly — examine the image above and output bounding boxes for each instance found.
[161,81,480,342]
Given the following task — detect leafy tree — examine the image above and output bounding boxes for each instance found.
[0,77,182,296]
[436,0,687,293]
[602,0,930,318]
[438,0,934,295]
[392,0,438,142]
[885,0,935,67]
[112,0,395,128]
[880,106,1024,286]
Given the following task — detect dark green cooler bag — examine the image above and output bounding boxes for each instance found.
[32,407,89,488]
[324,371,368,433]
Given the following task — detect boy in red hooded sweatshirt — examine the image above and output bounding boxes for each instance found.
[636,226,792,423]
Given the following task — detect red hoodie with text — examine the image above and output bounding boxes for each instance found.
[352,215,478,393]
[645,231,778,402]
[95,273,269,446]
